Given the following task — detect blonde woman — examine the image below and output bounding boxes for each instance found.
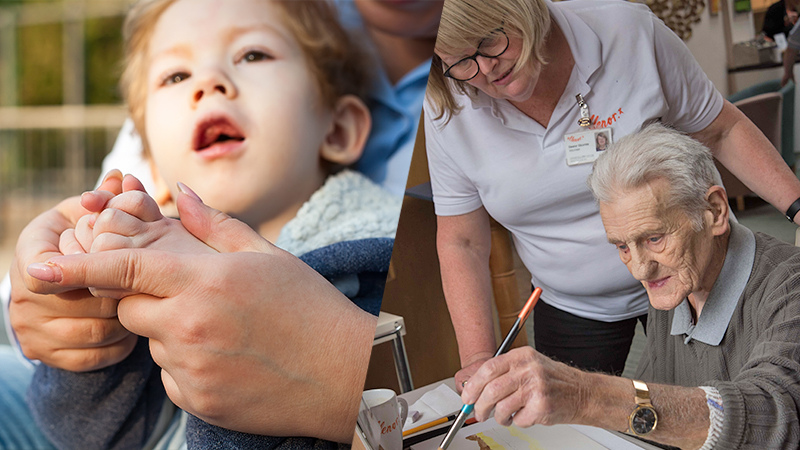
[424,0,800,390]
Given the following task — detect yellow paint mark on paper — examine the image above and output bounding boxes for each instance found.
[466,427,545,450]
[508,426,545,450]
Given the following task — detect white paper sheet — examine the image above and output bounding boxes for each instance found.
[403,383,463,429]
[410,419,609,450]
[569,425,652,450]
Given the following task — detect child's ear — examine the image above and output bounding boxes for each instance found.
[319,95,371,166]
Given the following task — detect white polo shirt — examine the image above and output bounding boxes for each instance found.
[425,0,724,321]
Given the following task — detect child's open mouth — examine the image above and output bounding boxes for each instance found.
[193,115,246,159]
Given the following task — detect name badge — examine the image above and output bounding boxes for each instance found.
[564,127,612,166]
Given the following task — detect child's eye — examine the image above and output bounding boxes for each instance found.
[239,50,273,63]
[162,72,190,86]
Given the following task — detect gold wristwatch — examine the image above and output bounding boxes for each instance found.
[628,380,658,436]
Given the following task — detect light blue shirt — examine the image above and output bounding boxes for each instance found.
[334,0,431,196]
[357,59,430,196]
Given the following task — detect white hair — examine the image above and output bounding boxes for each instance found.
[586,123,724,230]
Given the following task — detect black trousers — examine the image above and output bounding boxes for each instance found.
[532,297,647,376]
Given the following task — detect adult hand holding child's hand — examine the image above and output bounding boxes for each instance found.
[27,186,376,442]
[9,170,139,372]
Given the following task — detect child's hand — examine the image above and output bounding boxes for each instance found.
[56,169,135,256]
[76,175,217,256]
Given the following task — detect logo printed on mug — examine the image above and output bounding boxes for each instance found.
[380,416,403,435]
[363,389,408,450]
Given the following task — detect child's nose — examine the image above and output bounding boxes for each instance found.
[192,69,237,105]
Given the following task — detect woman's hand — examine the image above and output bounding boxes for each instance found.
[9,171,138,371]
[27,191,376,442]
[454,353,492,394]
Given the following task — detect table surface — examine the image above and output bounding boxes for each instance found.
[399,379,665,450]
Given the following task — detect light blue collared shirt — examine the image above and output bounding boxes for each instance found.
[335,0,431,196]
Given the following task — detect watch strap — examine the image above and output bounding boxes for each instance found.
[785,197,800,222]
[633,379,651,405]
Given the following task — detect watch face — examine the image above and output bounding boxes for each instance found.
[631,406,657,435]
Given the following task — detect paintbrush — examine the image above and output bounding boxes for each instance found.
[437,287,542,450]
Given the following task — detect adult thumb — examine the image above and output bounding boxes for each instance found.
[175,182,275,253]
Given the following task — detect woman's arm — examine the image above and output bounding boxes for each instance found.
[782,48,797,86]
[690,100,800,224]
[436,207,497,391]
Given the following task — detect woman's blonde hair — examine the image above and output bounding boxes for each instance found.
[427,0,550,123]
[120,0,371,155]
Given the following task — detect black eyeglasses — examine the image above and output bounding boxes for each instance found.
[442,28,510,82]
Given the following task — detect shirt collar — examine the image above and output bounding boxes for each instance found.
[671,221,756,345]
[371,57,432,107]
[547,0,602,91]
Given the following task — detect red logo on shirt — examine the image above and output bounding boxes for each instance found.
[591,107,625,129]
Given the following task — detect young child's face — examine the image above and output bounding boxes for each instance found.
[144,0,331,229]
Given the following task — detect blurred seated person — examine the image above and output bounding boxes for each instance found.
[460,123,800,450]
[783,8,800,86]
[763,0,796,40]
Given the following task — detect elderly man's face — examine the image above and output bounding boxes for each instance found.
[598,179,723,311]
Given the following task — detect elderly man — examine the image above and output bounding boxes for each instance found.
[461,123,800,450]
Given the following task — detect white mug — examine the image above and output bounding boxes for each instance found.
[362,388,409,450]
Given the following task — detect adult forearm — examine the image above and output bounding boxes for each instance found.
[579,373,709,450]
[248,299,376,443]
[692,101,800,223]
[464,348,710,449]
[437,226,496,365]
[309,305,376,443]
[783,48,797,84]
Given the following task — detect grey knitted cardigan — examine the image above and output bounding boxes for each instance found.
[636,231,800,449]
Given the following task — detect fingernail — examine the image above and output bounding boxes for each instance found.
[103,169,123,183]
[177,182,203,202]
[27,262,63,283]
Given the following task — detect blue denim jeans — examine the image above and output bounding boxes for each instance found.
[0,346,56,450]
